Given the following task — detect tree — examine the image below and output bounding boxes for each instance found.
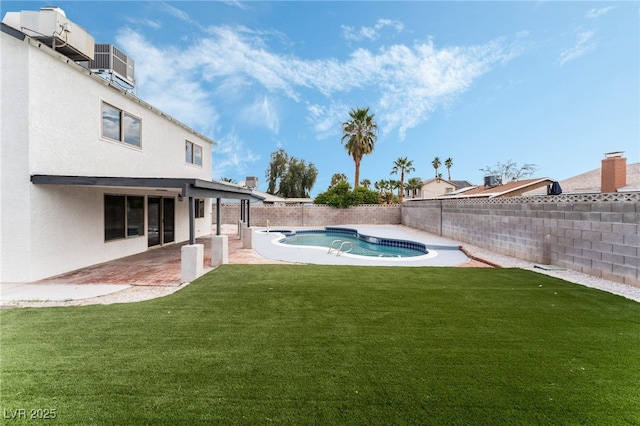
[391,157,415,203]
[314,181,379,208]
[266,149,288,194]
[432,156,441,179]
[444,157,453,180]
[219,177,237,184]
[341,107,378,188]
[265,148,318,198]
[406,177,423,198]
[330,173,349,187]
[360,179,371,189]
[479,160,539,183]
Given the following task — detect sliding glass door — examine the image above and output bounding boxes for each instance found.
[148,197,175,247]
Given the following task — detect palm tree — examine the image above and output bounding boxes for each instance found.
[374,179,392,204]
[444,157,453,180]
[330,173,349,187]
[220,177,237,184]
[432,156,441,179]
[406,177,422,198]
[341,107,378,188]
[360,179,371,189]
[391,157,415,203]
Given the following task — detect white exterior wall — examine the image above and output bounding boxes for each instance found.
[1,29,32,282]
[1,31,214,282]
[419,181,457,198]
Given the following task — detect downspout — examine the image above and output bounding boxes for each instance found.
[216,198,221,236]
[188,196,196,245]
[246,199,251,227]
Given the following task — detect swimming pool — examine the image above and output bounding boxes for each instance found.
[274,227,427,258]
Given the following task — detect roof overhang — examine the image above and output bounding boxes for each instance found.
[30,175,265,201]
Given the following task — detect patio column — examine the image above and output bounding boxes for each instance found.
[181,243,204,283]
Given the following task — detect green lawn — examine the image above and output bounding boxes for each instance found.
[1,265,639,425]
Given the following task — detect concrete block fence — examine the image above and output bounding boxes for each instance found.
[214,204,401,227]
[214,194,639,287]
[402,193,640,287]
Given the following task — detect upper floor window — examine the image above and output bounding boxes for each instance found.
[185,140,203,166]
[101,102,141,148]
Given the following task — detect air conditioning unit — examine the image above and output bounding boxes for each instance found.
[2,7,95,61]
[88,44,135,86]
[484,175,502,188]
[245,176,258,189]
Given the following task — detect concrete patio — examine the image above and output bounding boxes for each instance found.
[0,225,487,305]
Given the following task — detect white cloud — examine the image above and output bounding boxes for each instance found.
[342,18,405,42]
[307,102,349,140]
[212,131,260,178]
[125,18,161,30]
[586,6,614,19]
[117,21,516,156]
[558,30,595,67]
[240,96,280,134]
[158,1,192,23]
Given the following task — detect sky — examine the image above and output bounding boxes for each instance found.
[3,1,639,195]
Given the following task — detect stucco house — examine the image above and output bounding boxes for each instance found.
[1,8,257,283]
[405,178,474,200]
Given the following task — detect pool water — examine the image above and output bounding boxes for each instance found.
[277,228,427,258]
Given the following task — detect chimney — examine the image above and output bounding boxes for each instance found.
[601,151,627,193]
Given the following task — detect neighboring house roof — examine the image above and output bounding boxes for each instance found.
[527,162,640,195]
[439,178,555,199]
[221,187,313,204]
[450,180,474,190]
[420,177,456,186]
[563,162,640,193]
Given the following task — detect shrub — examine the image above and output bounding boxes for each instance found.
[314,182,380,208]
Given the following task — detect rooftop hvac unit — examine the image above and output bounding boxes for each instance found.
[484,175,502,188]
[2,7,95,61]
[88,44,135,86]
[245,176,258,188]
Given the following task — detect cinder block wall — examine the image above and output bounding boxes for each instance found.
[214,204,402,227]
[402,195,640,287]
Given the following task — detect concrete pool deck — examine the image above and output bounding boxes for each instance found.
[253,224,470,266]
[4,224,638,306]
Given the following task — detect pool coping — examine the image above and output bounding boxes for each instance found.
[252,224,471,267]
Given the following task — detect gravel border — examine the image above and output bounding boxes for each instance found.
[461,242,640,303]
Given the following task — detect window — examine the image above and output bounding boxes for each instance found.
[195,198,205,218]
[104,195,145,241]
[185,140,203,166]
[101,102,141,148]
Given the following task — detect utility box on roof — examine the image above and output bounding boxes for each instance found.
[2,7,95,61]
[88,44,135,86]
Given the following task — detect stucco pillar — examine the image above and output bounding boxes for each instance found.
[181,244,204,283]
[238,219,244,238]
[242,226,253,249]
[211,235,228,267]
